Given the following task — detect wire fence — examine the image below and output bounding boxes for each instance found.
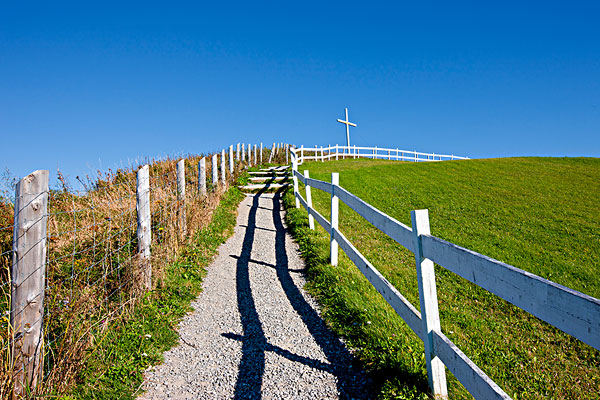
[0,142,290,398]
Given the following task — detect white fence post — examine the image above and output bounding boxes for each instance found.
[237,143,240,161]
[330,173,339,266]
[292,154,300,208]
[411,209,448,398]
[176,159,186,235]
[136,165,152,290]
[336,144,339,160]
[11,169,48,398]
[221,149,227,186]
[199,157,207,196]
[229,145,234,174]
[212,154,219,189]
[304,170,314,230]
[260,143,263,164]
[286,144,289,164]
[354,145,357,159]
[248,143,251,165]
[300,145,304,162]
[241,143,245,162]
[254,144,257,165]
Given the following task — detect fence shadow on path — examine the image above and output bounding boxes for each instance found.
[223,189,369,399]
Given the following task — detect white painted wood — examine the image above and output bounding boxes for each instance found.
[432,331,511,400]
[304,171,315,230]
[11,169,48,398]
[286,144,289,164]
[337,107,356,148]
[321,146,324,162]
[292,156,300,208]
[241,143,245,162]
[304,177,332,194]
[330,173,339,265]
[229,145,234,173]
[248,143,252,165]
[336,144,339,160]
[334,185,414,251]
[249,176,289,182]
[176,159,187,235]
[260,142,263,164]
[293,168,305,184]
[136,165,152,290]
[421,234,600,350]
[237,143,240,161]
[198,157,207,196]
[411,210,447,398]
[332,227,423,336]
[254,144,257,165]
[211,154,219,189]
[221,149,227,186]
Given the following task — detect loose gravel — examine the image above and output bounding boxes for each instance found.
[139,191,370,399]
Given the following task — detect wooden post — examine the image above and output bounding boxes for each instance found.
[212,154,219,189]
[11,169,48,399]
[248,143,251,165]
[292,156,300,208]
[304,171,314,230]
[176,160,186,235]
[229,145,234,174]
[237,143,240,161]
[221,149,226,186]
[388,149,391,160]
[354,145,357,159]
[260,143,263,164]
[411,209,448,398]
[300,145,304,162]
[330,173,339,266]
[254,144,257,165]
[136,165,152,290]
[321,146,324,162]
[285,144,288,164]
[198,157,207,196]
[336,144,339,160]
[241,143,245,162]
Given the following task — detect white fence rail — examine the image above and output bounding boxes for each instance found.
[289,147,599,399]
[293,144,469,165]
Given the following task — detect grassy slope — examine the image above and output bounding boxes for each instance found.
[66,187,245,399]
[284,157,599,399]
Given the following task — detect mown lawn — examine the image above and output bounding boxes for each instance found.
[284,157,599,399]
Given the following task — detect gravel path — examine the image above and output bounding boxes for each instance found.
[139,191,370,399]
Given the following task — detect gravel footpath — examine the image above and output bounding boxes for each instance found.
[139,191,370,399]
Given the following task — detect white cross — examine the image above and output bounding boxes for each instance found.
[337,108,356,151]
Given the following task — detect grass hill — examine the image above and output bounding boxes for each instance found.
[284,157,599,399]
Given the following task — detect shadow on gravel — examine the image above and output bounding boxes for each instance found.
[225,189,369,400]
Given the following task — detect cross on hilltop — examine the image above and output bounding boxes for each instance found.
[337,108,356,152]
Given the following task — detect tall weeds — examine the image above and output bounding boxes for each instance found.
[0,152,249,397]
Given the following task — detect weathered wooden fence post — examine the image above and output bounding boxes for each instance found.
[260,143,263,164]
[411,209,448,398]
[254,144,257,165]
[241,144,245,162]
[11,170,48,399]
[176,160,186,235]
[237,143,240,161]
[304,170,314,230]
[221,149,227,186]
[330,172,339,266]
[285,144,288,164]
[229,145,234,174]
[212,154,219,189]
[136,165,152,290]
[248,143,251,165]
[198,157,207,196]
[292,153,300,209]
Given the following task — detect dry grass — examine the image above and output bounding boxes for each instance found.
[0,151,249,398]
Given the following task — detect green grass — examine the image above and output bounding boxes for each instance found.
[65,187,245,399]
[283,157,600,399]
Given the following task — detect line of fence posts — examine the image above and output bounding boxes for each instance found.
[9,142,261,397]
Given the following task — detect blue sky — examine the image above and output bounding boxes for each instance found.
[1,1,599,186]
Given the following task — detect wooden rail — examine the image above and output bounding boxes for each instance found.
[293,144,469,165]
[288,147,599,399]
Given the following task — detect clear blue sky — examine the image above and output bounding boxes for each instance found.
[1,1,599,186]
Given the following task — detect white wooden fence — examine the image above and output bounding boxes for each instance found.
[289,147,600,399]
[293,144,469,165]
